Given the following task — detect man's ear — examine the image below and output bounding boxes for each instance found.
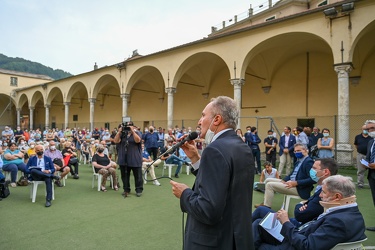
[213,115,222,125]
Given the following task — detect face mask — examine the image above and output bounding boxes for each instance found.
[295,152,304,158]
[196,130,200,134]
[30,145,35,149]
[369,131,375,138]
[309,168,319,182]
[205,118,216,145]
[97,149,104,153]
[36,151,43,156]
[50,146,56,150]
[323,133,329,137]
[149,129,154,133]
[268,135,273,138]
[20,142,25,145]
[145,129,149,133]
[3,143,8,147]
[363,130,368,135]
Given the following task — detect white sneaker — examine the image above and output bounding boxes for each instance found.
[153,180,161,186]
[144,181,147,185]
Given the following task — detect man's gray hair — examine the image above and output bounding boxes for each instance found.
[210,96,238,129]
[293,143,308,150]
[365,120,375,125]
[322,175,355,198]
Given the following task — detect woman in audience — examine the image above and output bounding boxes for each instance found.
[62,141,79,179]
[2,142,26,187]
[317,128,334,159]
[235,128,245,142]
[92,144,118,191]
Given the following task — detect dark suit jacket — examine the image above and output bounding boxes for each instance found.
[278,134,296,157]
[180,130,255,249]
[294,188,323,224]
[278,206,366,250]
[283,156,315,199]
[25,155,55,174]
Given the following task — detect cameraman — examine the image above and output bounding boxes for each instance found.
[114,121,143,197]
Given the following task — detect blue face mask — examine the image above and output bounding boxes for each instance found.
[309,168,319,182]
[363,130,368,135]
[295,152,304,158]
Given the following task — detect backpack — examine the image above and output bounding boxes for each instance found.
[0,180,10,198]
[310,144,319,158]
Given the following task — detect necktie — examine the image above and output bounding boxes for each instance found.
[370,142,375,163]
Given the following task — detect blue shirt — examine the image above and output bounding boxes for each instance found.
[143,132,159,149]
[290,156,308,181]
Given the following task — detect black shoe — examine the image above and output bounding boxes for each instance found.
[55,180,63,187]
[73,174,79,179]
[52,175,60,181]
[174,174,179,178]
[136,193,142,197]
[122,192,129,197]
[45,200,52,207]
[366,227,375,231]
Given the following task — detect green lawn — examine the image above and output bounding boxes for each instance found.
[1,164,374,249]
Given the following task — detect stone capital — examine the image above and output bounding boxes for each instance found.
[45,104,51,109]
[29,106,35,111]
[165,87,177,94]
[88,98,96,104]
[120,93,130,100]
[63,102,71,106]
[334,63,353,77]
[230,78,245,87]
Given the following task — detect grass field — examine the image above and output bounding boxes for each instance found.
[1,164,374,249]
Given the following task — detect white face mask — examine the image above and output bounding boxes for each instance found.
[369,131,375,138]
[205,118,216,145]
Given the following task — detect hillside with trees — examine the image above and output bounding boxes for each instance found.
[0,53,72,80]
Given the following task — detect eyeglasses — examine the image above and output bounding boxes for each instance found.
[367,127,375,131]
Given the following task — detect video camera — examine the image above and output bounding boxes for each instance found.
[119,117,133,136]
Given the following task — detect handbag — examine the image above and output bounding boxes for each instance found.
[0,180,11,198]
[69,158,78,165]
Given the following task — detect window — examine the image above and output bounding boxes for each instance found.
[73,115,78,121]
[297,119,315,129]
[318,0,328,7]
[10,77,18,86]
[265,16,276,22]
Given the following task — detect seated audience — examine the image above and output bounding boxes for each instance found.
[160,139,192,178]
[253,175,366,249]
[255,143,315,208]
[92,145,118,192]
[253,158,338,227]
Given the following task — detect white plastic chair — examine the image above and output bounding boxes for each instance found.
[330,238,367,250]
[29,181,55,203]
[92,165,113,191]
[162,161,178,178]
[283,194,301,212]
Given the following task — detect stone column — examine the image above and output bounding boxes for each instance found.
[64,102,70,129]
[165,87,176,129]
[121,93,130,119]
[334,63,353,165]
[29,106,35,130]
[89,98,96,132]
[230,78,245,129]
[16,108,21,127]
[45,104,50,130]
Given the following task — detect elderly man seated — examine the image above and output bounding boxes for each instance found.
[255,143,315,209]
[253,175,367,249]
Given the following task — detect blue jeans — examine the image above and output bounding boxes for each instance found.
[252,149,261,173]
[166,155,187,175]
[2,163,26,182]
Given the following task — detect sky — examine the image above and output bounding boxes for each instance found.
[0,0,270,75]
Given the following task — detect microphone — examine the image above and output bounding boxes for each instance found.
[166,131,199,153]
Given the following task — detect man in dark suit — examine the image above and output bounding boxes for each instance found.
[26,145,59,207]
[255,143,315,208]
[170,96,255,249]
[253,175,366,249]
[278,126,296,176]
[365,120,375,231]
